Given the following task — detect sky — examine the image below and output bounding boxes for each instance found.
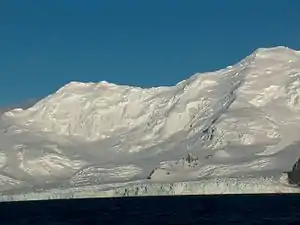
[1,0,300,105]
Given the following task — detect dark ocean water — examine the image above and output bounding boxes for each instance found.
[1,194,300,224]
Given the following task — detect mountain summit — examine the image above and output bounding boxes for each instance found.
[1,46,300,198]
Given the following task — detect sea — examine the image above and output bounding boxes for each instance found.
[1,194,300,224]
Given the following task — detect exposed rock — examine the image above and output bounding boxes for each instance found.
[287,158,300,186]
[146,153,200,180]
[183,153,198,163]
[146,168,156,179]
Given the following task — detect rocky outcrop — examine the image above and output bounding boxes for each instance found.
[287,158,300,186]
[183,153,198,164]
[146,153,200,180]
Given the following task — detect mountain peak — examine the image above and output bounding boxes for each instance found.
[255,46,291,52]
[56,80,118,93]
[3,46,300,142]
[251,46,299,60]
[2,46,300,194]
[35,46,299,97]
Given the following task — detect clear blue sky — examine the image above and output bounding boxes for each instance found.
[1,0,300,105]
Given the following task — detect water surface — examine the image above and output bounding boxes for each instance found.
[1,194,300,224]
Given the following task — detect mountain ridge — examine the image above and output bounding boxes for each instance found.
[1,46,300,195]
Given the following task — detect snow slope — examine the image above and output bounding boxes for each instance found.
[1,46,300,199]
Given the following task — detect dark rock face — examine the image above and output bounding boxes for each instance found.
[287,159,300,186]
[183,153,198,163]
[146,168,156,180]
[146,153,200,180]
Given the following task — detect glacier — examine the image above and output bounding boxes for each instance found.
[1,175,299,202]
[1,46,300,201]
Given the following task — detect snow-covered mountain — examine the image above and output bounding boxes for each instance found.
[1,46,300,200]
